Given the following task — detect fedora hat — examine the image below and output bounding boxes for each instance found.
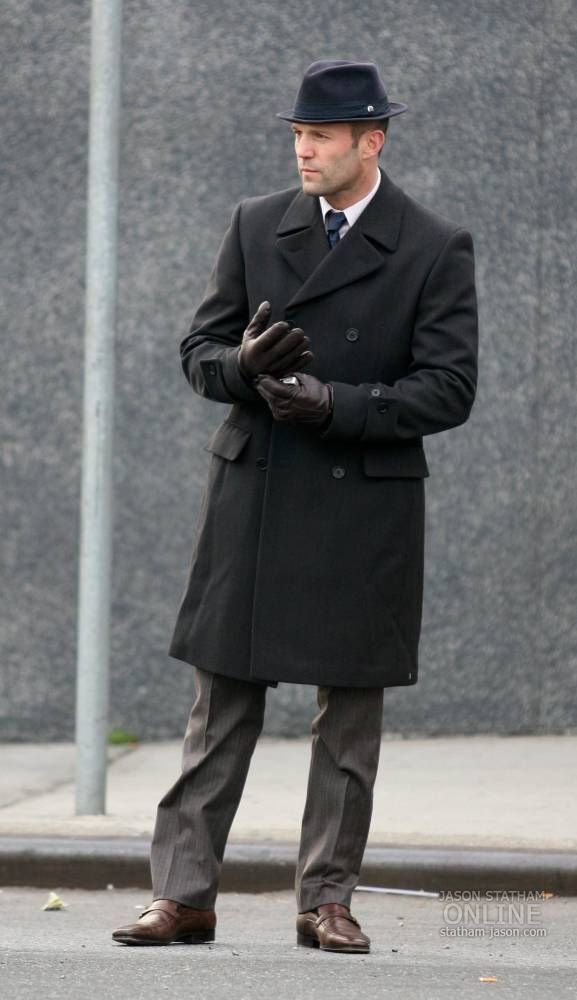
[276,60,407,123]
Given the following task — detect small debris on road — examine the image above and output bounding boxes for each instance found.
[42,892,67,911]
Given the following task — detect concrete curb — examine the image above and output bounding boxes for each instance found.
[2,837,577,894]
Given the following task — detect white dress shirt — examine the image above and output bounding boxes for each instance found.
[319,169,382,240]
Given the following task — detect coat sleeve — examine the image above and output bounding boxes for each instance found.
[179,203,262,404]
[320,228,479,443]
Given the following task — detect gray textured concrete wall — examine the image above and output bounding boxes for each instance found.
[1,1,576,740]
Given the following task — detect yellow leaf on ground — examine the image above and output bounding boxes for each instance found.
[41,892,67,911]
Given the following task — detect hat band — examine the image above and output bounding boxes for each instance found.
[290,99,391,119]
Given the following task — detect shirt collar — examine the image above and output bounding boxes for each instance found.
[319,169,382,231]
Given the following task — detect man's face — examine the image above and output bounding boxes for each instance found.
[291,121,365,201]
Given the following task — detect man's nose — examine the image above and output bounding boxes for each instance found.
[298,142,314,159]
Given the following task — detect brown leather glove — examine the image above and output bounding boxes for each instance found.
[238,301,313,379]
[255,372,333,429]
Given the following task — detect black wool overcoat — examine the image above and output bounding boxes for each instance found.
[169,169,478,689]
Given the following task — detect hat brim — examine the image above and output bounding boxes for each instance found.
[276,101,408,123]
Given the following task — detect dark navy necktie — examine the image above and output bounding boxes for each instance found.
[325,210,347,249]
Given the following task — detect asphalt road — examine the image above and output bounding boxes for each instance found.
[1,888,576,999]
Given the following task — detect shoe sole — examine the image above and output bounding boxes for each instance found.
[112,929,215,946]
[296,932,369,954]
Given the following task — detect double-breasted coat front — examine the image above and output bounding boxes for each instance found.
[169,169,478,689]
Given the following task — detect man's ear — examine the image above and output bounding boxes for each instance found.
[361,128,386,160]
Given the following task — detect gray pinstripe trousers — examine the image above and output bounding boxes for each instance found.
[150,666,384,912]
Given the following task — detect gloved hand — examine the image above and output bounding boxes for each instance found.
[238,301,313,379]
[255,372,333,429]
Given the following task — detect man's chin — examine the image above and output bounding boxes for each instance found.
[300,173,325,194]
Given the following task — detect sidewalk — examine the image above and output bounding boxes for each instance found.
[1,735,576,892]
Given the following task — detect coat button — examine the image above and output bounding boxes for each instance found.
[208,363,217,375]
[256,457,268,470]
[331,466,346,479]
[377,402,389,413]
[345,328,359,342]
[370,387,381,397]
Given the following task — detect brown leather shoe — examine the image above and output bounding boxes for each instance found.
[112,898,216,946]
[296,902,370,953]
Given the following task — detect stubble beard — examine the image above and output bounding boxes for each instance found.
[299,157,361,201]
[300,170,349,199]
[300,172,325,195]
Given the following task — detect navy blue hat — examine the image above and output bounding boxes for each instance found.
[277,60,407,123]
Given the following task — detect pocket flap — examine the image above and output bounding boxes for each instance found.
[363,444,429,478]
[204,421,251,461]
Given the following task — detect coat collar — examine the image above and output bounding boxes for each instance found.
[275,168,405,308]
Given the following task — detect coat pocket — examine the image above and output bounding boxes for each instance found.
[204,420,252,461]
[362,443,429,478]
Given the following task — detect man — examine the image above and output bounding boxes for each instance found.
[113,60,478,953]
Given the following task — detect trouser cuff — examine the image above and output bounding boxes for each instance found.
[297,881,354,913]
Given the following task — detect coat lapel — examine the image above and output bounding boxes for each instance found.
[275,192,330,284]
[275,169,406,310]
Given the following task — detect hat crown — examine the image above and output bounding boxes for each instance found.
[298,60,388,108]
